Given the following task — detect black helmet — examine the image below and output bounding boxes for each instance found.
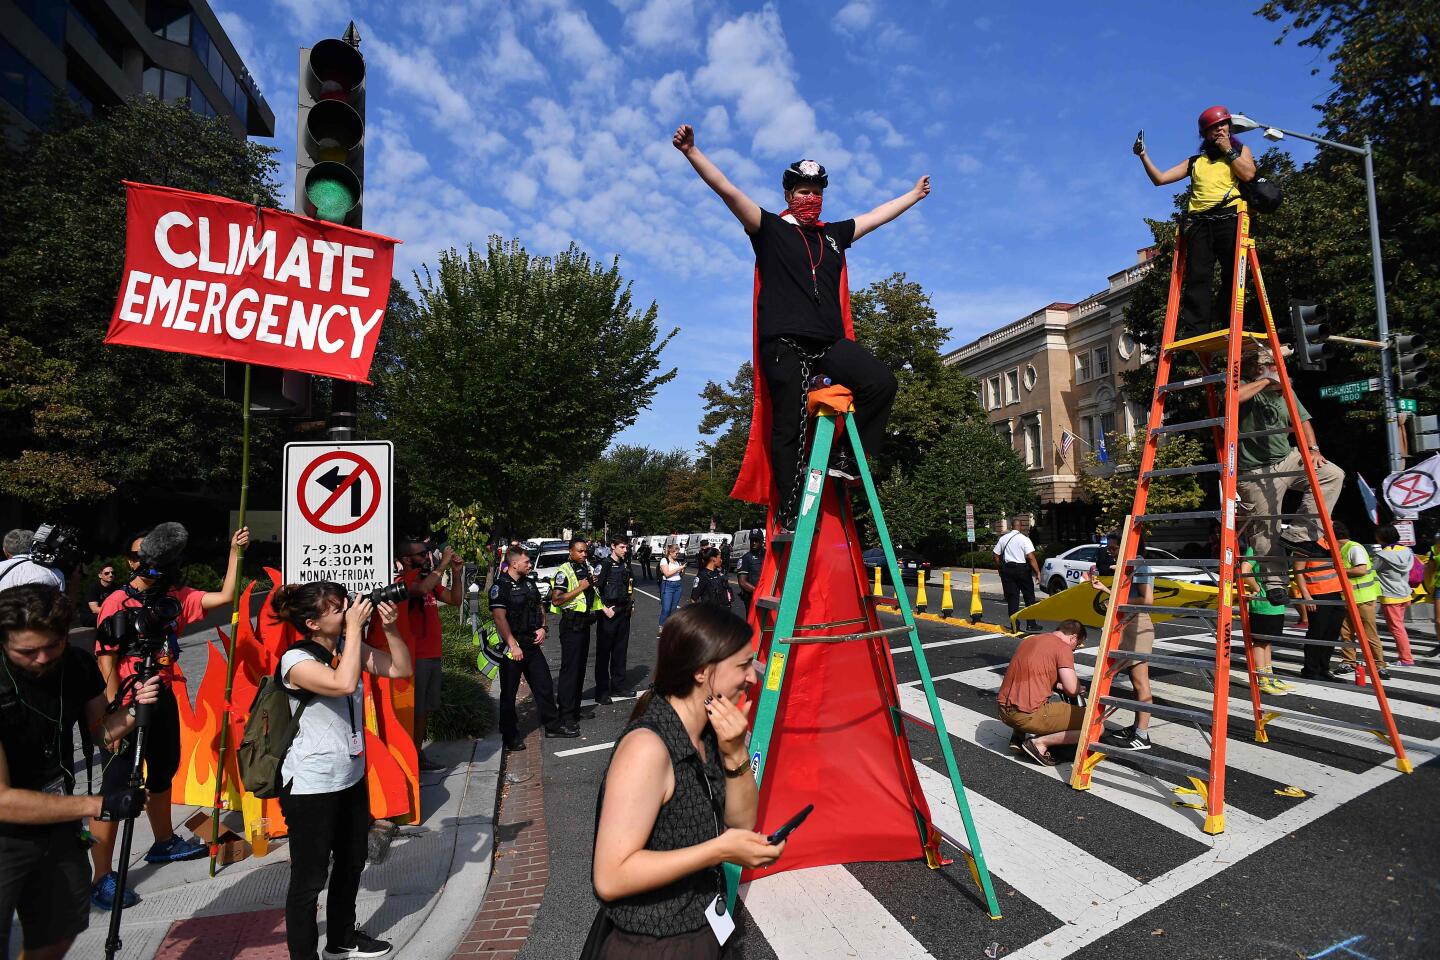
[783,159,828,192]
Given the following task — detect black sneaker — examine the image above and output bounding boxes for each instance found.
[1098,726,1151,751]
[544,725,580,739]
[597,694,614,705]
[324,929,392,958]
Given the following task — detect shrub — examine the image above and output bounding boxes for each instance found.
[429,604,495,741]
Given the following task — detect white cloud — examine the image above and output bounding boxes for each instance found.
[702,104,730,142]
[539,147,586,195]
[273,0,347,36]
[613,0,699,50]
[693,7,846,162]
[505,171,539,208]
[365,37,470,129]
[858,110,907,148]
[950,153,982,174]
[834,1,875,35]
[543,7,619,89]
[650,70,691,117]
[485,27,547,87]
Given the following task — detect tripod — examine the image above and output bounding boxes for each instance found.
[103,647,159,960]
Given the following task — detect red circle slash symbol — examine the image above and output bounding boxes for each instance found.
[298,452,382,534]
[1387,470,1438,509]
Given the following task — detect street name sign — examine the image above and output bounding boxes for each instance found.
[1318,378,1381,402]
[1398,398,1418,413]
[283,441,393,595]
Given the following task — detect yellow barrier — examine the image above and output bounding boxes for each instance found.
[916,570,929,613]
[969,571,984,622]
[873,564,883,597]
[940,571,954,618]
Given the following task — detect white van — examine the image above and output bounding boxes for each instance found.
[664,534,688,563]
[731,529,764,572]
[685,532,731,566]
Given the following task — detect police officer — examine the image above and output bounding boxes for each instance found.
[691,546,734,609]
[490,545,568,750]
[549,536,602,731]
[593,536,635,705]
[737,530,765,611]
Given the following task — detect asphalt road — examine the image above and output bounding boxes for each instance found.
[515,572,1440,960]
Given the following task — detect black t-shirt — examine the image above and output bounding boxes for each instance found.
[489,572,543,638]
[79,580,119,628]
[750,209,856,344]
[0,646,106,802]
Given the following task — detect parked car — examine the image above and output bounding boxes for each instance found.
[862,547,931,586]
[1039,543,1216,595]
[530,543,573,603]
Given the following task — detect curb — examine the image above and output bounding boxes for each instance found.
[451,691,551,959]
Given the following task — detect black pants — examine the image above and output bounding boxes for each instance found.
[999,563,1037,622]
[102,684,181,794]
[557,615,593,726]
[498,634,558,742]
[1303,605,1343,675]
[595,610,631,698]
[1180,213,1239,338]
[279,777,369,960]
[761,336,897,509]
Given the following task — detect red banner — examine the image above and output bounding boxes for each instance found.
[106,182,400,383]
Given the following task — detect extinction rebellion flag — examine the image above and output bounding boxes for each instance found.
[106,182,400,382]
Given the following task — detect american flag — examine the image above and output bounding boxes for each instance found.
[1059,429,1077,463]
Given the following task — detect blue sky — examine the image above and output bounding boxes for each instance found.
[216,0,1335,456]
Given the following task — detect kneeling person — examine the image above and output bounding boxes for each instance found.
[996,619,1089,766]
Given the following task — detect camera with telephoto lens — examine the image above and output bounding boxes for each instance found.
[97,591,182,660]
[29,522,79,566]
[366,582,410,607]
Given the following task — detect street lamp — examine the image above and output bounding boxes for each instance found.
[1231,113,1402,473]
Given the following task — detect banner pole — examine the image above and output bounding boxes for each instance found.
[209,362,252,876]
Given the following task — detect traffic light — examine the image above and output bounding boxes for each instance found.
[296,24,365,225]
[223,362,312,416]
[1288,300,1331,371]
[1394,334,1429,391]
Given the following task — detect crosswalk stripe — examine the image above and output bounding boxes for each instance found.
[889,634,992,656]
[912,763,1140,924]
[741,865,934,959]
[896,686,1264,839]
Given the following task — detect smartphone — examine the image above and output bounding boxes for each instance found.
[766,804,814,845]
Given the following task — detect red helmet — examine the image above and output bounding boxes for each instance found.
[1198,105,1231,133]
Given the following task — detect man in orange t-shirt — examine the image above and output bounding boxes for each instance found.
[996,619,1088,765]
[395,537,464,771]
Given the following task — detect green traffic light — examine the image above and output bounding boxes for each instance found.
[305,162,360,223]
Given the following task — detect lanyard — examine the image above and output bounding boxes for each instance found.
[790,222,824,302]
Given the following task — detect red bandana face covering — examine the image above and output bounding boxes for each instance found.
[788,193,823,225]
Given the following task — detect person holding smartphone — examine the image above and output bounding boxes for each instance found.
[591,605,783,957]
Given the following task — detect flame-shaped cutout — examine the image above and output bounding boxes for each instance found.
[170,568,421,850]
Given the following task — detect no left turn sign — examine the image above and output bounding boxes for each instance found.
[284,441,393,595]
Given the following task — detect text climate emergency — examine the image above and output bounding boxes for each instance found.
[107,182,398,382]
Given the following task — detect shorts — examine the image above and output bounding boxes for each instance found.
[1117,613,1155,656]
[414,657,443,714]
[0,823,92,953]
[998,700,1085,736]
[102,685,181,794]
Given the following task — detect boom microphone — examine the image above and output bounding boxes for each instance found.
[137,522,189,575]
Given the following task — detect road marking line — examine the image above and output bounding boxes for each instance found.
[633,587,660,601]
[554,741,615,758]
[741,864,934,959]
[888,635,993,655]
[913,763,1140,925]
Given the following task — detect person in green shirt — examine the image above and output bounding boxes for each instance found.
[1234,346,1345,602]
[1240,536,1293,695]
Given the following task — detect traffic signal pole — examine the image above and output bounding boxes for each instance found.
[1360,138,1403,474]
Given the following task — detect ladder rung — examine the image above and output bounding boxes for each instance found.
[1090,746,1212,783]
[1134,510,1222,523]
[1158,372,1227,394]
[1102,650,1215,673]
[755,597,779,611]
[1243,513,1321,521]
[781,625,913,645]
[1100,696,1212,726]
[772,533,794,545]
[933,825,974,857]
[1127,558,1221,568]
[1119,604,1219,618]
[1237,470,1312,480]
[1256,704,1423,743]
[1239,427,1294,439]
[898,705,936,733]
[867,594,900,607]
[1142,463,1221,479]
[1244,556,1336,567]
[1244,633,1351,649]
[1152,417,1224,435]
[1265,671,1383,696]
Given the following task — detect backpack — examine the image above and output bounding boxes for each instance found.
[237,640,329,799]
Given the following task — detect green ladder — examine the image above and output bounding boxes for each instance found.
[728,401,1000,919]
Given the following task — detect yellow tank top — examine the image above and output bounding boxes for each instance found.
[1188,152,1240,212]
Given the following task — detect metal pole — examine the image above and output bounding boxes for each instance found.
[1362,138,1403,473]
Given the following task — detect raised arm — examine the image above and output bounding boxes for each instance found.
[853,176,930,242]
[1134,130,1190,186]
[673,124,762,233]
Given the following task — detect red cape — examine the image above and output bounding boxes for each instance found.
[730,214,857,508]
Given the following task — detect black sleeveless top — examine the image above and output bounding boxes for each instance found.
[596,695,726,937]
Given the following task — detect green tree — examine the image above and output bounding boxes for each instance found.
[1076,431,1207,534]
[850,273,985,475]
[367,239,677,536]
[878,421,1035,560]
[560,445,691,535]
[694,362,764,531]
[0,97,283,513]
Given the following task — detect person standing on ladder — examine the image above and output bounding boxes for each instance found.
[1233,346,1345,602]
[994,526,1042,632]
[1086,531,1154,751]
[672,123,922,523]
[1133,105,1257,339]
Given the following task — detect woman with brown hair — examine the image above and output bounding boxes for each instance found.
[590,605,783,958]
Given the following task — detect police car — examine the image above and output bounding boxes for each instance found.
[528,541,571,603]
[1039,543,1214,595]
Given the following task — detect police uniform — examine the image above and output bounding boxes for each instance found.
[593,555,635,701]
[489,571,559,744]
[738,548,765,610]
[550,560,603,728]
[691,566,734,609]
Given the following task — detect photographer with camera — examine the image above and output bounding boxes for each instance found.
[270,581,411,960]
[0,526,69,591]
[392,536,465,773]
[87,523,250,909]
[1,584,162,960]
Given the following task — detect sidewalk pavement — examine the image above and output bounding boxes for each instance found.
[50,734,502,960]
